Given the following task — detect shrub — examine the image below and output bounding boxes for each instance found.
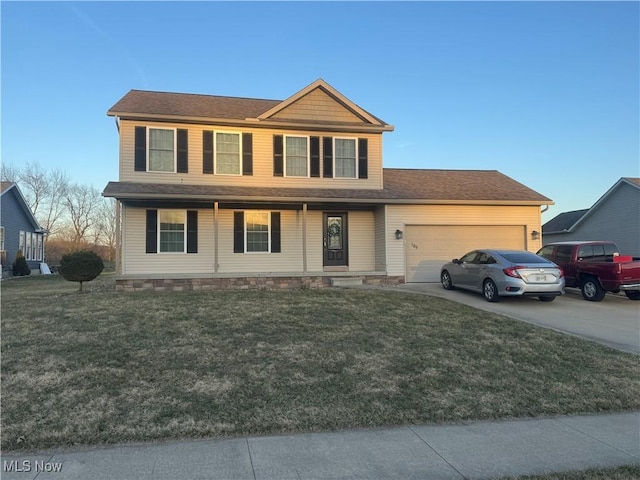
[59,250,104,292]
[12,250,31,277]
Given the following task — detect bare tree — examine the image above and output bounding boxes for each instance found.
[1,162,19,182]
[63,184,102,244]
[93,198,117,261]
[40,169,71,237]
[18,161,49,215]
[5,161,70,236]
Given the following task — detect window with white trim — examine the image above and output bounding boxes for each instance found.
[334,138,357,178]
[36,234,43,261]
[285,136,309,177]
[215,132,241,175]
[158,210,186,253]
[246,211,270,253]
[25,232,32,261]
[148,128,176,172]
[18,231,25,257]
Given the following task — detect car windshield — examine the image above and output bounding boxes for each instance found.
[500,252,548,264]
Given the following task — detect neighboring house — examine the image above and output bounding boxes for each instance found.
[0,182,46,274]
[103,79,553,290]
[542,177,640,257]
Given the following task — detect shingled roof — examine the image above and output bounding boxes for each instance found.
[103,169,552,205]
[108,90,281,121]
[107,79,393,132]
[542,209,589,234]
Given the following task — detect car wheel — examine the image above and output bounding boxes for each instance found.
[624,290,640,300]
[483,279,499,302]
[441,270,455,290]
[538,296,556,302]
[581,278,606,302]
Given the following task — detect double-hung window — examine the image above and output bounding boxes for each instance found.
[216,132,241,175]
[148,128,175,172]
[285,136,309,177]
[159,210,186,253]
[246,212,270,253]
[334,138,357,178]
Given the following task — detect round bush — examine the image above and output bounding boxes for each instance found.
[59,250,104,291]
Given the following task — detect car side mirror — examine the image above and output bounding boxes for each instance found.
[453,259,460,264]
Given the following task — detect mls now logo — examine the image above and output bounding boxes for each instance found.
[3,459,63,473]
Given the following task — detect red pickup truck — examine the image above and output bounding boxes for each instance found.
[537,241,640,302]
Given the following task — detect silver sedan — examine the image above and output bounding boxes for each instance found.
[440,249,565,302]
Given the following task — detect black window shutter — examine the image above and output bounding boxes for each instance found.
[242,133,253,176]
[273,135,284,177]
[323,137,333,178]
[135,126,147,171]
[233,212,244,253]
[146,209,157,253]
[310,137,320,177]
[187,210,198,253]
[358,138,368,179]
[177,129,188,173]
[271,212,281,253]
[203,131,214,174]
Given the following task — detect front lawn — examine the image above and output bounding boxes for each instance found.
[2,274,639,452]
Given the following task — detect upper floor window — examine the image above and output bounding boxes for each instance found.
[216,132,241,175]
[334,138,357,178]
[148,128,176,172]
[135,126,188,173]
[285,136,309,177]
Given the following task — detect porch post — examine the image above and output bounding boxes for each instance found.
[115,200,121,275]
[302,203,308,273]
[214,201,219,273]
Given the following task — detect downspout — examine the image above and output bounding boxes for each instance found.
[114,116,120,133]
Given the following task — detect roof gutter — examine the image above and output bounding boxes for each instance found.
[106,112,394,133]
[102,191,552,206]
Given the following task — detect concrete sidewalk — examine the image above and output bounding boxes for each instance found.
[2,412,638,480]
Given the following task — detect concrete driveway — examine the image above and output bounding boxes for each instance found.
[394,284,640,354]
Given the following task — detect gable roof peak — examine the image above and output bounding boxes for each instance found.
[256,78,392,130]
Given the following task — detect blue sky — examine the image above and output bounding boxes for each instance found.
[2,1,638,222]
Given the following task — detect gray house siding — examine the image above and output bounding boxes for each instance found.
[1,187,43,271]
[543,182,640,257]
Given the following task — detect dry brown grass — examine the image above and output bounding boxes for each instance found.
[2,274,639,452]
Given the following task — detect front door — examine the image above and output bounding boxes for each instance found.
[323,213,348,267]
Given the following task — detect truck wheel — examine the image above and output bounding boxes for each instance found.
[581,278,606,302]
[483,279,499,302]
[624,291,640,300]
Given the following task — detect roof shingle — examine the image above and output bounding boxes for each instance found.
[103,169,552,205]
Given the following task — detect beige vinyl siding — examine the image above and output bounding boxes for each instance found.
[347,211,376,271]
[374,206,387,271]
[305,211,324,272]
[122,206,215,275]
[119,120,383,189]
[271,88,364,124]
[386,205,542,277]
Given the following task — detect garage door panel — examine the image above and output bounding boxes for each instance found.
[406,225,525,282]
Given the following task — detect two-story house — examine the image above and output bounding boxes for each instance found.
[103,79,553,291]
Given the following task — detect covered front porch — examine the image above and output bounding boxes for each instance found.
[114,198,403,291]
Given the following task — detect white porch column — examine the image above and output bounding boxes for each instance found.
[302,203,308,273]
[214,201,219,273]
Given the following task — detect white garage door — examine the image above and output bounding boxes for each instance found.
[405,225,526,283]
